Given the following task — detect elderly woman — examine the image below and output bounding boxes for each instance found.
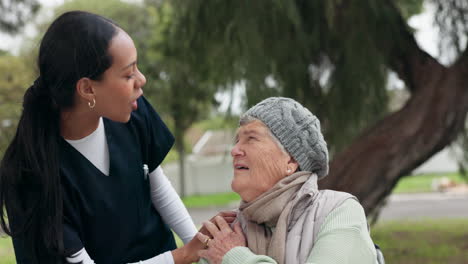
[196,97,378,264]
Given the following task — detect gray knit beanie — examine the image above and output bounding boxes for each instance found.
[241,97,329,179]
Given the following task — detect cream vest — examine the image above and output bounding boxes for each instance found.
[285,185,356,263]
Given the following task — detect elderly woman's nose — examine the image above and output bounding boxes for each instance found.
[231,143,244,156]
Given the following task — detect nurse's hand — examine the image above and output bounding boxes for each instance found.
[196,216,246,264]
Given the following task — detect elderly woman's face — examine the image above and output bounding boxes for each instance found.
[231,121,294,202]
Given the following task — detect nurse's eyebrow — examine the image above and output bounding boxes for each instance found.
[121,61,137,71]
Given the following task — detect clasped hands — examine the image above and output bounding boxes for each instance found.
[174,210,246,264]
[196,213,246,264]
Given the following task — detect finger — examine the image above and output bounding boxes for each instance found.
[223,216,237,224]
[215,215,232,234]
[233,221,243,234]
[218,210,237,217]
[198,225,209,236]
[203,221,220,236]
[209,211,235,223]
[196,232,210,243]
[206,237,213,248]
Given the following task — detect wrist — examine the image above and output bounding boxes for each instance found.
[171,245,198,264]
[171,247,186,264]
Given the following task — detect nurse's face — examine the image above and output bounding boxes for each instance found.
[92,30,146,123]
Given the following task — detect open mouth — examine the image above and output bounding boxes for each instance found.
[234,165,249,170]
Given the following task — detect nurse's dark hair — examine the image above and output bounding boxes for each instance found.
[0,11,118,262]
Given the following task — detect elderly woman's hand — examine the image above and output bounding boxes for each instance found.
[172,211,237,264]
[199,211,237,236]
[196,216,246,264]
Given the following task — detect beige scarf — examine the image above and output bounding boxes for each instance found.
[238,171,312,264]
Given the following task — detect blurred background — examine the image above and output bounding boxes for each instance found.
[0,0,467,263]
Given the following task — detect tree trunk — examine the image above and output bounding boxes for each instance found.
[175,129,186,198]
[319,5,468,214]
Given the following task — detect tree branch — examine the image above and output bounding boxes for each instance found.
[384,1,444,93]
[319,1,468,214]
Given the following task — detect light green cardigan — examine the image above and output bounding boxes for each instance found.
[212,199,377,264]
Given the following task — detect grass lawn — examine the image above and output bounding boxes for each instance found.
[0,236,15,264]
[372,219,468,264]
[182,192,240,208]
[1,219,467,263]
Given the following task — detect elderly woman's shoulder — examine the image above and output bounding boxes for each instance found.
[316,190,367,227]
[314,189,359,214]
[325,199,368,227]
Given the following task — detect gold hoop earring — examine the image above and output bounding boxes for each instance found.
[88,98,96,109]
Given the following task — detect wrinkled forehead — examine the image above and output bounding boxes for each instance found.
[235,119,290,157]
[235,120,269,139]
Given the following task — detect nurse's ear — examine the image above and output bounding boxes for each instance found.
[76,77,96,107]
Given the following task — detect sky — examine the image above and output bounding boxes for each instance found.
[408,2,439,59]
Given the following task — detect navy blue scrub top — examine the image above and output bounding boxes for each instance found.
[12,96,177,263]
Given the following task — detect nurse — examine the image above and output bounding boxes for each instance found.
[0,11,227,264]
